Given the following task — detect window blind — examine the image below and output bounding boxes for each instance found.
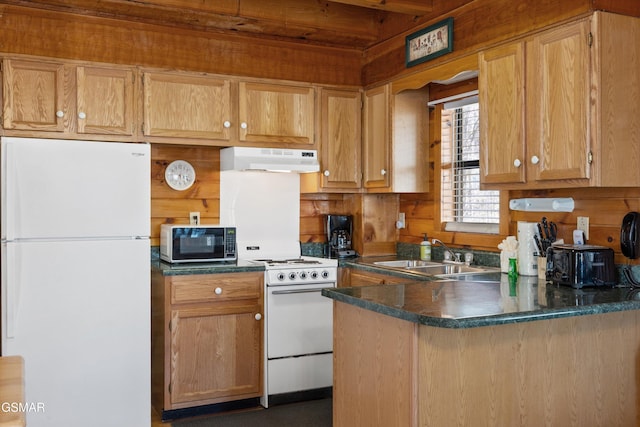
[440,99,499,225]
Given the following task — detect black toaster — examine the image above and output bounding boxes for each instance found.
[546,244,616,288]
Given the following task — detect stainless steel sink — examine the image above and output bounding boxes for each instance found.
[370,259,498,277]
[373,260,442,268]
[407,264,489,275]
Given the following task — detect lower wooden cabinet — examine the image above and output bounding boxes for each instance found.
[151,271,264,412]
[341,268,410,287]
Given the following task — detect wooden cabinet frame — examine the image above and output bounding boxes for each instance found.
[151,271,264,412]
[2,58,136,138]
[479,13,640,189]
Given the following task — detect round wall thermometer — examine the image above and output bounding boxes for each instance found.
[164,160,196,191]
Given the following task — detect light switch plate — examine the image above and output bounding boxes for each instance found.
[577,216,589,240]
[190,211,200,225]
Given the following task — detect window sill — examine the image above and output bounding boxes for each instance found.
[444,222,499,234]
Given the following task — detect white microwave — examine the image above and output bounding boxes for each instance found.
[160,225,237,263]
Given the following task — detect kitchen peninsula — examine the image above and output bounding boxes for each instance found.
[323,278,640,427]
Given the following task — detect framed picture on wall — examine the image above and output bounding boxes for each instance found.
[405,17,454,68]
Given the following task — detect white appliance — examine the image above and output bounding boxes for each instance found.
[220,170,337,408]
[1,137,150,427]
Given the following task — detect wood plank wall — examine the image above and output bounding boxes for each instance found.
[150,145,220,246]
[0,5,362,86]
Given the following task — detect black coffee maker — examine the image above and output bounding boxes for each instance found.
[326,214,356,258]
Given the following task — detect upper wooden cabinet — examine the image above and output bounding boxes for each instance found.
[363,85,390,189]
[317,88,362,190]
[480,12,640,189]
[363,83,430,193]
[3,59,64,132]
[143,72,315,147]
[389,86,429,193]
[143,72,232,141]
[301,87,362,192]
[478,43,526,185]
[303,84,429,194]
[2,59,136,137]
[76,66,135,135]
[238,82,315,145]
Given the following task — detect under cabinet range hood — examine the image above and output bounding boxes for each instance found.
[220,146,319,173]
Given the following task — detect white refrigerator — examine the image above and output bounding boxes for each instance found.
[0,137,151,427]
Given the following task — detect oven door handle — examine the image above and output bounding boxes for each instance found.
[271,287,330,295]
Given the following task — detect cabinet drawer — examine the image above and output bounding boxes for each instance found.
[345,269,409,287]
[169,272,262,304]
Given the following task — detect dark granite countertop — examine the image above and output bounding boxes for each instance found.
[151,258,265,276]
[323,274,640,329]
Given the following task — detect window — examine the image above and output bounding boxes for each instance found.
[439,95,499,233]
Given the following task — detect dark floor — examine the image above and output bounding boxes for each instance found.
[171,398,333,427]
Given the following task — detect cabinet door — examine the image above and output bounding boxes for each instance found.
[76,66,135,135]
[238,82,315,145]
[527,21,590,182]
[320,88,362,190]
[2,59,65,131]
[143,72,232,140]
[479,43,526,185]
[363,85,390,189]
[391,87,430,193]
[169,302,262,405]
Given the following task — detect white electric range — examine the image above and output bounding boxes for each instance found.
[219,170,338,408]
[248,256,337,407]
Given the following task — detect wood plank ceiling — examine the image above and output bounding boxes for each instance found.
[0,0,465,49]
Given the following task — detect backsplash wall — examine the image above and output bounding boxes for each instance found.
[397,187,640,265]
[150,144,220,246]
[150,144,640,265]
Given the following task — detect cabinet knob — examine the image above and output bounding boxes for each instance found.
[78,111,87,120]
[255,313,262,321]
[531,155,540,165]
[223,120,231,128]
[323,170,330,177]
[513,158,521,168]
[381,169,387,176]
[214,287,222,295]
[240,122,248,129]
[56,110,64,118]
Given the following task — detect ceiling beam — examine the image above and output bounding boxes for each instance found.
[328,0,433,15]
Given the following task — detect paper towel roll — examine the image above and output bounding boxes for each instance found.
[517,221,538,276]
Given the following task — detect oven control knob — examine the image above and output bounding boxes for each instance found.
[289,272,297,280]
[277,272,286,281]
[321,270,330,279]
[310,271,319,279]
[299,271,307,279]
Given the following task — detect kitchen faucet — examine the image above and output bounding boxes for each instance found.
[431,239,462,263]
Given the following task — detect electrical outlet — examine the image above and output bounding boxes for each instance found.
[577,216,589,240]
[190,211,200,225]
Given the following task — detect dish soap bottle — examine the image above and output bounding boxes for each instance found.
[420,233,431,261]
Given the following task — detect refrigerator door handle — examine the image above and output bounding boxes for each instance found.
[1,142,15,241]
[4,244,18,339]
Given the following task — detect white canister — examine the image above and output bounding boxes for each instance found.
[517,221,539,276]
